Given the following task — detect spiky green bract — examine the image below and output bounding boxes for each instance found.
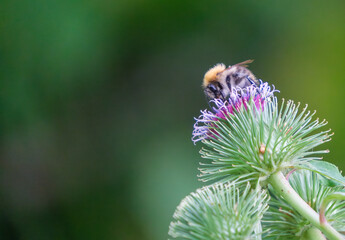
[169,183,269,240]
[263,170,345,239]
[197,95,330,186]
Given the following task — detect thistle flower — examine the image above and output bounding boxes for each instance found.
[169,183,269,240]
[192,81,276,143]
[263,170,345,239]
[192,81,331,186]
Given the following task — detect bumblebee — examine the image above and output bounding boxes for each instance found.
[202,60,258,101]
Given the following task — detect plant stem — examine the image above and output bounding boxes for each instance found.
[268,171,344,240]
[303,227,327,240]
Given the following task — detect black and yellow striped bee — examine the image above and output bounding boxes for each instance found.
[202,60,258,101]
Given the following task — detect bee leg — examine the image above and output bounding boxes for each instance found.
[205,95,213,109]
[225,75,232,90]
[219,91,226,102]
[246,76,257,86]
[246,77,260,95]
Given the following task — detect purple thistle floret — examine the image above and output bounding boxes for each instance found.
[192,81,278,144]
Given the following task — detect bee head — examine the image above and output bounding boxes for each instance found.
[204,82,224,100]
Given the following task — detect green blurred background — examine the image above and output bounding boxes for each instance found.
[0,0,344,239]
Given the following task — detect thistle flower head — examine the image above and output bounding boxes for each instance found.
[192,81,330,186]
[169,183,269,240]
[193,81,276,143]
[263,170,345,239]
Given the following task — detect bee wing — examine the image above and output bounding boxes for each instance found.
[234,59,254,68]
[217,59,254,77]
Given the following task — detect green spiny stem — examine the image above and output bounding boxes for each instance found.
[268,171,344,240]
[303,227,327,240]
